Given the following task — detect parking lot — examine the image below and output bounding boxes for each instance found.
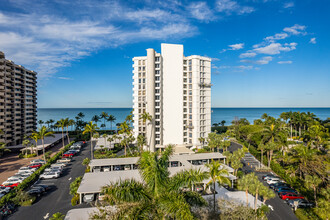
[8,141,92,220]
[229,142,298,220]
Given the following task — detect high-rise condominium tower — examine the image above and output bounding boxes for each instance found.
[132,44,211,152]
[0,51,37,146]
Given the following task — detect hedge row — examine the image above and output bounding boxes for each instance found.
[0,141,74,206]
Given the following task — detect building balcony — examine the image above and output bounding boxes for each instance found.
[199,83,213,88]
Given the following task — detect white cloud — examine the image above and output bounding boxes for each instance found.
[264,33,288,42]
[229,43,244,50]
[283,2,294,8]
[309,37,316,44]
[278,61,293,64]
[239,52,256,58]
[237,65,253,70]
[212,57,221,61]
[254,42,297,55]
[215,0,255,15]
[283,24,306,35]
[255,56,273,65]
[58,77,73,80]
[187,2,215,22]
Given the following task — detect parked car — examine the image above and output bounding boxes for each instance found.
[103,166,110,172]
[52,162,66,167]
[124,165,131,170]
[68,149,79,155]
[57,158,71,163]
[0,203,16,217]
[28,187,45,196]
[269,182,289,190]
[18,166,37,173]
[0,186,11,194]
[267,178,281,185]
[16,171,33,177]
[2,179,23,185]
[84,193,95,202]
[287,199,315,208]
[7,175,26,181]
[40,172,60,179]
[70,146,81,152]
[30,159,45,164]
[263,174,277,181]
[28,163,42,169]
[63,152,74,158]
[276,187,297,194]
[33,184,52,192]
[114,166,120,171]
[1,182,20,188]
[279,192,304,200]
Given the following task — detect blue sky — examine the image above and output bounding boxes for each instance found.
[0,0,329,108]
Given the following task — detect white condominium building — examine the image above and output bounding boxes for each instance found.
[132,43,211,152]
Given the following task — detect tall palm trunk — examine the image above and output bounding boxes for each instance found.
[260,149,263,166]
[313,187,317,206]
[90,132,93,160]
[35,140,39,156]
[269,150,273,168]
[42,139,46,162]
[267,151,270,167]
[66,126,70,143]
[213,181,216,213]
[61,128,65,148]
[290,124,293,139]
[245,189,249,206]
[254,190,259,211]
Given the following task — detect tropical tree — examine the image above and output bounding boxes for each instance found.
[100,112,108,130]
[102,134,108,149]
[56,118,67,149]
[257,143,266,166]
[38,120,44,128]
[259,185,275,203]
[205,160,231,213]
[30,132,40,156]
[37,126,55,162]
[305,175,322,206]
[77,112,85,119]
[118,121,132,156]
[140,112,152,150]
[198,137,205,150]
[92,115,100,126]
[0,142,10,157]
[107,115,116,132]
[221,120,226,126]
[137,134,146,153]
[82,121,99,160]
[66,118,75,143]
[96,145,207,219]
[22,136,31,157]
[290,144,316,177]
[238,173,254,206]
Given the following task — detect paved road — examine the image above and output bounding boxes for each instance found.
[9,141,92,220]
[229,142,297,220]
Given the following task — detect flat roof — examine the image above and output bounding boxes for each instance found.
[77,163,235,194]
[7,133,64,149]
[89,152,226,167]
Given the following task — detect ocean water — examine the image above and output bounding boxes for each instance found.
[37,108,330,129]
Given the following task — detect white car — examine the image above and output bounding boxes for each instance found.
[17,172,32,177]
[57,158,71,163]
[267,178,281,185]
[19,166,37,173]
[2,179,23,185]
[51,163,65,168]
[40,172,60,179]
[7,175,26,181]
[30,159,46,164]
[0,186,10,194]
[103,166,110,172]
[45,167,62,174]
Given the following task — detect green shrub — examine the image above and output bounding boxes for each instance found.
[71,194,80,206]
[19,153,37,158]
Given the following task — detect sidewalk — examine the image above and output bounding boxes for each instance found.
[0,138,69,183]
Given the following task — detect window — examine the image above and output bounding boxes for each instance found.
[155,115,160,119]
[189,133,192,138]
[155,127,160,132]
[156,140,160,144]
[155,57,160,62]
[155,108,160,113]
[143,66,145,71]
[156,134,160,138]
[155,96,160,100]
[155,76,160,81]
[156,70,160,75]
[143,79,145,83]
[155,64,160,68]
[189,84,192,89]
[189,90,192,95]
[155,83,160,87]
[155,89,160,94]
[138,79,141,83]
[155,121,160,126]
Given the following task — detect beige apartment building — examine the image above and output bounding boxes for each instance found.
[0,51,37,146]
[132,44,211,152]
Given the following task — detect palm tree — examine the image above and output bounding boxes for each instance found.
[56,119,67,149]
[107,115,116,132]
[205,160,231,213]
[118,121,132,156]
[22,136,31,158]
[49,119,55,130]
[37,126,55,162]
[140,112,153,150]
[260,185,275,203]
[0,142,10,157]
[250,176,264,211]
[100,112,108,130]
[49,212,65,220]
[83,121,99,160]
[221,120,226,126]
[97,145,206,219]
[102,134,108,149]
[198,137,205,150]
[137,134,146,153]
[305,175,322,206]
[92,115,100,126]
[238,173,254,206]
[290,144,316,177]
[66,118,75,143]
[30,132,40,156]
[257,143,266,166]
[77,112,85,119]
[38,120,44,128]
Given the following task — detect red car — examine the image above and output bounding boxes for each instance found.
[279,192,304,200]
[28,163,42,169]
[62,152,74,158]
[1,182,20,188]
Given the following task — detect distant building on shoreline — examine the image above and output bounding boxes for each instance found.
[132,43,211,151]
[0,51,37,146]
